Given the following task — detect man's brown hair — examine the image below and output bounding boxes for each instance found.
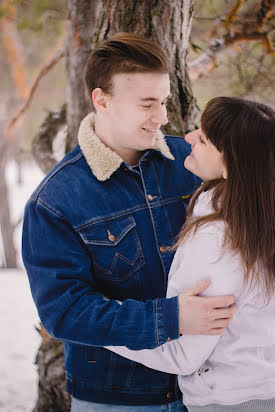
[84,32,170,109]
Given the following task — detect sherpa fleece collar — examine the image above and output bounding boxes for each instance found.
[78,112,175,181]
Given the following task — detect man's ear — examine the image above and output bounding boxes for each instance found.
[92,88,108,112]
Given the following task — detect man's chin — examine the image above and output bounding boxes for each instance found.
[144,136,156,149]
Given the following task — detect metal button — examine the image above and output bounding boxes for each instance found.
[166,392,173,399]
[147,194,153,201]
[167,337,172,342]
[108,230,116,242]
[159,246,166,253]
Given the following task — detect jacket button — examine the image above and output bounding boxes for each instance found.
[166,392,173,399]
[108,233,116,242]
[167,337,172,342]
[159,246,166,253]
[147,194,153,201]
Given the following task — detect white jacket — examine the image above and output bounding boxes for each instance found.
[106,191,275,406]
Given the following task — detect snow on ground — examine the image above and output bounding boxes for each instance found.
[0,269,40,412]
[0,161,45,411]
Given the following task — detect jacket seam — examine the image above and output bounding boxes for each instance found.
[67,376,170,392]
[152,161,175,246]
[31,151,83,201]
[155,299,160,346]
[36,199,67,220]
[73,197,186,230]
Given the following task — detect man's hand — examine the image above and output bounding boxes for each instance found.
[178,278,236,335]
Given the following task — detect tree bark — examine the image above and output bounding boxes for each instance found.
[33,329,71,412]
[0,164,17,268]
[32,104,67,174]
[66,0,100,151]
[34,1,197,410]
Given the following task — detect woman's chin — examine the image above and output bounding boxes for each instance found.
[184,157,204,180]
[184,156,194,173]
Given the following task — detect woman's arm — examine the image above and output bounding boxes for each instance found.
[106,225,243,375]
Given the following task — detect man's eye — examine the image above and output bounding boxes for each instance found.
[199,137,205,143]
[142,105,151,108]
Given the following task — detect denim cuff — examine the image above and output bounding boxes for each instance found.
[155,296,179,346]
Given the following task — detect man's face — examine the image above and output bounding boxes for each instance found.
[103,72,170,161]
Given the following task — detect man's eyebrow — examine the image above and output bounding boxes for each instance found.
[139,94,171,102]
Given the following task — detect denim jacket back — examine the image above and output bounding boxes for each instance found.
[22,130,200,405]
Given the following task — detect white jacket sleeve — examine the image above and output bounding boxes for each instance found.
[105,225,244,375]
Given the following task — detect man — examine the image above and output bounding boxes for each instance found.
[22,33,235,411]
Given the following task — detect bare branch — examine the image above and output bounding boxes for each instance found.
[223,0,244,30]
[189,0,275,82]
[1,6,29,100]
[5,45,65,141]
[193,16,225,21]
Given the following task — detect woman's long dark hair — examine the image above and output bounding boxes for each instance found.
[175,97,275,300]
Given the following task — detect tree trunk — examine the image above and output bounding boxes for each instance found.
[0,164,17,268]
[34,1,197,410]
[66,0,100,151]
[33,329,71,412]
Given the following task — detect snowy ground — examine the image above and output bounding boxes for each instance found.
[0,161,45,411]
[0,269,40,412]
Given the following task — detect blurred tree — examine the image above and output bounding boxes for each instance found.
[190,0,275,108]
[190,0,274,82]
[0,0,29,267]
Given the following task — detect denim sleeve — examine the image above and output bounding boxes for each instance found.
[22,200,179,350]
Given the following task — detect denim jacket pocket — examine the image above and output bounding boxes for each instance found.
[78,215,145,282]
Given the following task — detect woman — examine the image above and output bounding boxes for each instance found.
[106,97,275,411]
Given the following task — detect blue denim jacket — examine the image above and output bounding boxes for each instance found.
[22,114,200,406]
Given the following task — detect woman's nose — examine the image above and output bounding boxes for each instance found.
[185,130,198,145]
[185,131,194,144]
[185,132,191,143]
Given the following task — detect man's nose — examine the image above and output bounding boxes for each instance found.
[151,105,168,125]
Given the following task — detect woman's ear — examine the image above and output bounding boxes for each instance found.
[222,167,227,179]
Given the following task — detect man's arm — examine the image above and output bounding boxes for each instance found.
[22,200,235,351]
[22,199,178,349]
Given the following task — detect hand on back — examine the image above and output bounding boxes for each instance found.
[178,278,236,335]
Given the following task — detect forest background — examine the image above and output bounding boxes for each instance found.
[0,0,274,411]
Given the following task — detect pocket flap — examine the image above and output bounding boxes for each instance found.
[79,215,136,246]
